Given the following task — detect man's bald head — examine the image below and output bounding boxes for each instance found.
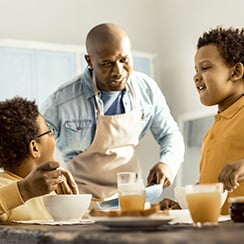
[84,23,133,91]
[85,23,131,55]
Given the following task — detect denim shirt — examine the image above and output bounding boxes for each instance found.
[41,68,185,178]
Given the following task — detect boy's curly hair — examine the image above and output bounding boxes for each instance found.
[0,97,39,170]
[197,26,244,67]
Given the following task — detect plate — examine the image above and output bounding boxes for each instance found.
[12,219,94,225]
[93,215,172,230]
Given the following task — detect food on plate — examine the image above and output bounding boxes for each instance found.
[89,205,160,217]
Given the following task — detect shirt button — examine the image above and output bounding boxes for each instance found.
[209,134,215,140]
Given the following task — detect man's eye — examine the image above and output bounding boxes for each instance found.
[120,57,129,63]
[102,61,112,67]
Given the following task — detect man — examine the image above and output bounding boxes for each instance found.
[41,23,185,199]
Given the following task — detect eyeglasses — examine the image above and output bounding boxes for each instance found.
[37,125,55,138]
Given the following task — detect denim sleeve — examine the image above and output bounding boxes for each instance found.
[134,73,185,178]
[151,80,184,178]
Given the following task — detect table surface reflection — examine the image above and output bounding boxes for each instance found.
[0,219,243,243]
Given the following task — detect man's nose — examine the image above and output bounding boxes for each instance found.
[112,62,123,76]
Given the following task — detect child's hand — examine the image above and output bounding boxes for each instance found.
[218,159,244,191]
[18,161,62,201]
[55,167,79,195]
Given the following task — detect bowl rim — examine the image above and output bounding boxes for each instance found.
[44,194,92,197]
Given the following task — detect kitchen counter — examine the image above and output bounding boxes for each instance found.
[0,219,243,244]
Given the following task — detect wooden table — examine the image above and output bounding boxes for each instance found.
[0,220,243,243]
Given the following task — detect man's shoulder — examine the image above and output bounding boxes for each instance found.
[52,71,93,104]
[56,75,83,93]
[131,70,151,79]
[129,71,158,90]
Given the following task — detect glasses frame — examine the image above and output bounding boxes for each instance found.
[37,126,55,138]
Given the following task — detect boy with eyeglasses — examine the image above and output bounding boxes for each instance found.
[0,97,78,221]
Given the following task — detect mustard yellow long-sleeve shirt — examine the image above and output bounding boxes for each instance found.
[0,171,52,221]
[199,96,244,215]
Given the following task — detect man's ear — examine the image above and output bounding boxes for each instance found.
[29,140,41,158]
[231,62,244,81]
[84,55,93,69]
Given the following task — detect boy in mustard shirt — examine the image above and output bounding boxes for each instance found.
[0,97,78,221]
[194,26,244,214]
[160,26,244,215]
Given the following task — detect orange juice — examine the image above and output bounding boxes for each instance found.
[186,191,221,223]
[119,194,145,212]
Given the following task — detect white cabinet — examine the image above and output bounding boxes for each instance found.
[0,47,76,107]
[0,48,34,101]
[176,110,216,187]
[133,56,152,76]
[35,50,76,106]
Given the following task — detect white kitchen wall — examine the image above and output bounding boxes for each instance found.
[0,0,243,198]
[157,0,244,117]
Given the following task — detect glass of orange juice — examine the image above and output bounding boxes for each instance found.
[117,172,145,212]
[185,183,224,226]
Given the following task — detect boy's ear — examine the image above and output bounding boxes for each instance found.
[29,140,41,158]
[231,62,244,81]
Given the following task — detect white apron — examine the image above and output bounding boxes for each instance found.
[67,75,142,198]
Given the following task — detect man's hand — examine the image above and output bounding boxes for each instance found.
[159,198,181,210]
[147,162,173,188]
[218,159,244,191]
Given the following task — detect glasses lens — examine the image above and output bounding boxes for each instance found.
[49,127,55,135]
[46,123,55,135]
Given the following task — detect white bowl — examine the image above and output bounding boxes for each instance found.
[43,194,92,221]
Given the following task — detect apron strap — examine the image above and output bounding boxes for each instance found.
[92,72,102,114]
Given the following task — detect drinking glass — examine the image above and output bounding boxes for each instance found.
[117,172,145,212]
[184,183,224,225]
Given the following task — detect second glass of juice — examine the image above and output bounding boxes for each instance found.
[185,183,223,225]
